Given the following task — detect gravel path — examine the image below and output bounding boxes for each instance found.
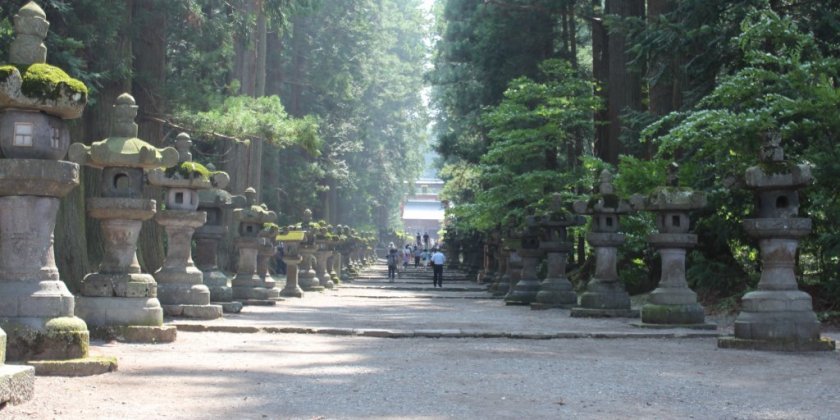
[3,264,839,419]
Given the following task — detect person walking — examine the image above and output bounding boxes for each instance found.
[431,247,446,288]
[386,242,399,282]
[403,245,411,270]
[414,246,422,268]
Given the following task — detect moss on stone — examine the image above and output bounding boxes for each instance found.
[28,355,118,377]
[3,323,89,361]
[263,222,280,231]
[166,161,213,179]
[718,336,835,351]
[641,303,705,325]
[757,161,797,175]
[45,316,88,332]
[0,65,20,83]
[14,63,88,102]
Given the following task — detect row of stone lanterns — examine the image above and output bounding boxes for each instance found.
[0,3,378,405]
[487,132,834,351]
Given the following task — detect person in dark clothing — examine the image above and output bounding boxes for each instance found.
[423,232,430,248]
[416,232,421,246]
[414,246,422,268]
[386,243,398,282]
[274,243,286,275]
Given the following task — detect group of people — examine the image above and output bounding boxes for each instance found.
[386,242,446,287]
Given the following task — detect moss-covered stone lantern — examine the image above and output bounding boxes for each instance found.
[313,222,336,289]
[231,187,281,304]
[327,225,345,285]
[146,133,229,319]
[195,173,245,313]
[570,169,638,318]
[277,226,307,298]
[0,2,107,384]
[256,223,280,286]
[718,134,835,351]
[69,93,179,343]
[504,216,544,305]
[533,194,586,309]
[298,209,324,292]
[629,163,713,328]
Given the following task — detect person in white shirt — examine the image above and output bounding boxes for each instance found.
[431,248,446,287]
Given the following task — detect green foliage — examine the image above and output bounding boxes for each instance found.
[430,0,562,165]
[449,59,597,232]
[614,155,667,196]
[0,0,131,104]
[641,8,840,299]
[175,95,321,154]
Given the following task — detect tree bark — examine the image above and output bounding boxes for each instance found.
[603,0,644,164]
[133,0,168,273]
[592,12,610,163]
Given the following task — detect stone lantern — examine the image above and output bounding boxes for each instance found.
[326,225,343,286]
[195,178,245,313]
[501,227,525,301]
[298,210,324,292]
[718,134,835,351]
[571,170,637,318]
[147,133,229,320]
[490,241,510,297]
[69,93,179,343]
[504,217,543,305]
[482,231,499,287]
[491,220,519,297]
[314,224,336,289]
[0,1,105,384]
[277,226,307,298]
[337,226,353,282]
[345,230,361,279]
[533,194,586,309]
[231,187,281,304]
[256,223,280,287]
[630,163,713,328]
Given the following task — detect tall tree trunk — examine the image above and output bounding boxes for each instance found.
[133,0,168,272]
[604,0,644,165]
[287,14,308,117]
[569,2,578,69]
[55,2,133,292]
[255,1,268,98]
[647,0,679,117]
[591,9,610,163]
[229,0,266,201]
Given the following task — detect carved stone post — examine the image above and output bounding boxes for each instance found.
[505,219,544,305]
[571,170,638,318]
[71,93,179,343]
[534,198,586,309]
[719,135,835,351]
[630,163,714,328]
[231,188,281,305]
